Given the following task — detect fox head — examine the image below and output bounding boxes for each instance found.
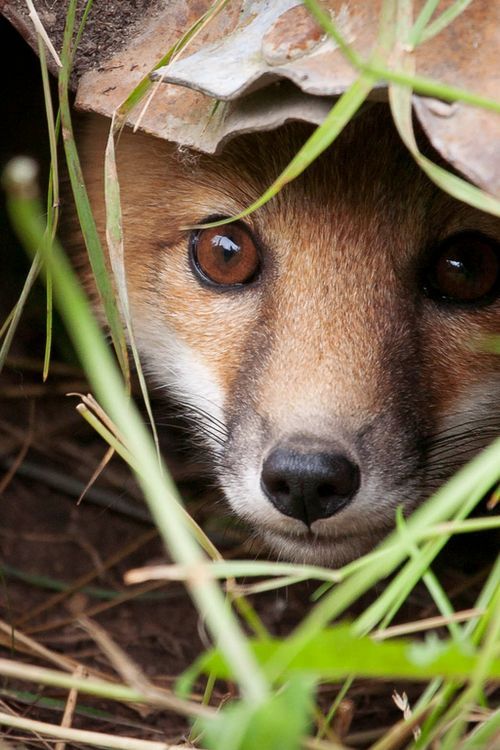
[77,106,500,565]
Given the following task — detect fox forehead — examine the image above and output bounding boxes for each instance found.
[115,108,497,273]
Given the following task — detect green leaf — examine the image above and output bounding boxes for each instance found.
[201,678,314,750]
[192,624,500,684]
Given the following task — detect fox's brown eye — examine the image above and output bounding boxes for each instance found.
[190,223,260,287]
[426,232,500,304]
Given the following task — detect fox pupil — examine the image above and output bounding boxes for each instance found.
[212,234,240,263]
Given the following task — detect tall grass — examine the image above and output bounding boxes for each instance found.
[1,0,499,748]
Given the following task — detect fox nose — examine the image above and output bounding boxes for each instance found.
[261,444,360,526]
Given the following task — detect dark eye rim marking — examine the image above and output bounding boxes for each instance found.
[188,214,263,291]
[422,230,500,308]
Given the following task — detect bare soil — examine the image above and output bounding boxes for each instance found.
[3,0,160,80]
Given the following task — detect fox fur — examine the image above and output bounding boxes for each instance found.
[75,105,500,565]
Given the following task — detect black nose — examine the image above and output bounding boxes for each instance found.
[261,444,360,526]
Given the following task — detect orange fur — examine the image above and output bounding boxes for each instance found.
[73,106,500,564]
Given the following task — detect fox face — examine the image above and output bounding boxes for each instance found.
[78,106,500,565]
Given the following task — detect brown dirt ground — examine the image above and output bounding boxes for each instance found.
[0,15,498,750]
[4,0,160,80]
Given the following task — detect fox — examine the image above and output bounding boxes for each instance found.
[75,104,500,566]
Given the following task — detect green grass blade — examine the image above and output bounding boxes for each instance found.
[407,0,440,47]
[353,503,495,637]
[306,0,500,116]
[420,0,475,44]
[0,659,210,717]
[436,585,500,749]
[116,0,229,125]
[0,253,42,372]
[194,73,375,230]
[390,510,462,642]
[463,555,500,641]
[3,157,269,706]
[458,708,500,749]
[301,0,362,68]
[103,122,222,563]
[389,76,500,216]
[58,0,129,379]
[265,437,500,682]
[416,559,500,745]
[37,36,59,381]
[73,0,94,52]
[103,115,163,468]
[389,0,500,217]
[77,403,222,561]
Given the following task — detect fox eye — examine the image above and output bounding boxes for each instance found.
[190,222,260,287]
[425,232,500,304]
